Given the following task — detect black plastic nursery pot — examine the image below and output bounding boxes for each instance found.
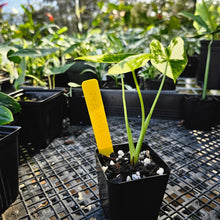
[70,88,184,122]
[196,40,220,89]
[183,95,219,130]
[67,88,91,125]
[0,71,14,94]
[11,88,64,147]
[180,54,199,78]
[96,143,170,220]
[101,89,184,120]
[0,125,21,214]
[140,77,176,90]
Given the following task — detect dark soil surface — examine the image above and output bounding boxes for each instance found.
[98,147,162,183]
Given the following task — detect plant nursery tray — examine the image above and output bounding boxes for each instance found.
[1,117,219,220]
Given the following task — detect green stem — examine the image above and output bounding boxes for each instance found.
[52,75,55,89]
[133,62,168,164]
[202,39,213,100]
[48,75,52,89]
[121,74,135,162]
[131,70,145,129]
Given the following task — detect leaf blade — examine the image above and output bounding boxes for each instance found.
[108,54,150,75]
[150,37,188,83]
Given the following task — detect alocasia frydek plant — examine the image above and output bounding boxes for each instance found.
[77,37,187,165]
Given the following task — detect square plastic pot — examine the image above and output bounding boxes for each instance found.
[67,88,91,125]
[196,40,220,90]
[140,77,176,90]
[101,89,184,120]
[96,142,170,220]
[11,88,64,147]
[183,95,219,130]
[0,125,21,214]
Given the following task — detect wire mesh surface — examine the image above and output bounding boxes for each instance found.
[1,116,220,220]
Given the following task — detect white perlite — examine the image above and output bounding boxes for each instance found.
[102,166,108,172]
[126,176,132,181]
[118,150,124,157]
[143,158,151,166]
[110,160,115,166]
[132,171,141,180]
[156,167,164,175]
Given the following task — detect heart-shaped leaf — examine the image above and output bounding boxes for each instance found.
[150,37,187,83]
[108,54,150,75]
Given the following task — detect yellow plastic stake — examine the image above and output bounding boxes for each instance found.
[82,79,114,156]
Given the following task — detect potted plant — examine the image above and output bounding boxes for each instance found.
[0,92,21,214]
[180,0,220,89]
[5,38,67,147]
[180,0,220,130]
[78,37,187,219]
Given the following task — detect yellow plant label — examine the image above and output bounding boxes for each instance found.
[82,79,113,156]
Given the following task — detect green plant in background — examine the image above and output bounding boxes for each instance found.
[180,0,220,40]
[77,37,187,164]
[138,62,160,80]
[0,43,20,83]
[180,0,220,100]
[0,92,21,125]
[67,82,81,97]
[92,1,133,31]
[5,23,76,89]
[80,62,108,82]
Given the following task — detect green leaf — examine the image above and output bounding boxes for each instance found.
[0,106,14,125]
[196,0,216,33]
[26,74,47,87]
[0,92,21,114]
[68,82,81,88]
[108,54,150,75]
[9,48,59,58]
[47,63,75,76]
[33,24,60,43]
[179,12,210,32]
[76,53,135,63]
[63,43,81,54]
[14,58,26,90]
[0,43,17,63]
[150,37,187,83]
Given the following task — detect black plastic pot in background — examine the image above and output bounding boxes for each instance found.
[69,88,184,122]
[180,54,199,78]
[140,77,176,90]
[196,40,220,89]
[183,95,219,131]
[0,125,21,214]
[67,88,90,125]
[11,88,64,147]
[96,143,170,220]
[0,71,14,94]
[101,89,184,120]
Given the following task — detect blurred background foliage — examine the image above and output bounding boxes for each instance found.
[0,0,219,88]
